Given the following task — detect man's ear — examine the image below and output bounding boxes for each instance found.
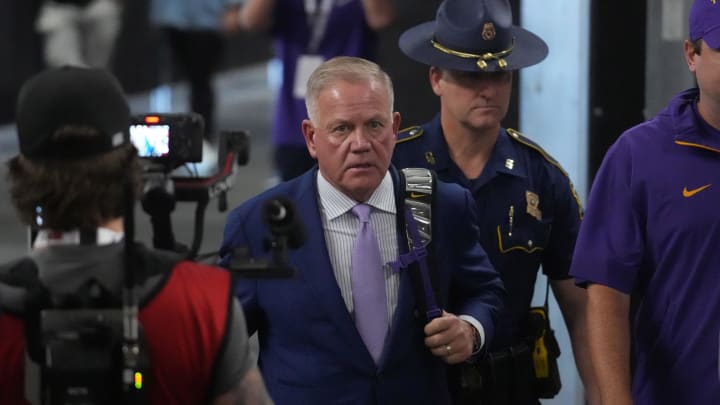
[302,119,318,158]
[684,39,698,73]
[429,66,443,96]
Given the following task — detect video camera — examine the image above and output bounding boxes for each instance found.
[129,113,203,170]
[129,112,250,261]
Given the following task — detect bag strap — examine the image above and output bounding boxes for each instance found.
[543,276,550,313]
[389,168,441,322]
[0,245,180,320]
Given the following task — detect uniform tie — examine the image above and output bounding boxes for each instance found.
[351,203,388,364]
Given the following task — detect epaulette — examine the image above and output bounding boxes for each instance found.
[507,128,567,176]
[507,128,584,219]
[396,126,424,144]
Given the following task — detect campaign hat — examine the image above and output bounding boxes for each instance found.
[399,0,548,72]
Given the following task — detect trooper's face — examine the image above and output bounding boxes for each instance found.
[430,67,513,135]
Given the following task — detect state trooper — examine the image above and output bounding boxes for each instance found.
[391,0,599,404]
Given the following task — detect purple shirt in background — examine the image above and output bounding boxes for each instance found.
[270,0,376,147]
[570,88,720,404]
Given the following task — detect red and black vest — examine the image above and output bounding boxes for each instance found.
[0,258,231,405]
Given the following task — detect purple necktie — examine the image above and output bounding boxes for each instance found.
[351,203,388,364]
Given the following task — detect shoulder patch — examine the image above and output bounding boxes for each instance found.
[397,126,424,144]
[507,129,584,219]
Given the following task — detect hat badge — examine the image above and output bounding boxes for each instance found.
[482,22,496,41]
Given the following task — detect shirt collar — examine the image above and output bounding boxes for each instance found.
[317,171,396,220]
[33,228,125,249]
[425,115,526,180]
[672,88,720,153]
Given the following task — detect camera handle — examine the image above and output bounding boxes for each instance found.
[226,197,305,278]
[139,130,250,262]
[140,174,187,254]
[173,147,241,261]
[227,238,295,278]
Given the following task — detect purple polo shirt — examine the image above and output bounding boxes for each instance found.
[271,0,375,147]
[570,88,720,404]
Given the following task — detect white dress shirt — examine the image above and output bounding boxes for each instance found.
[316,171,400,326]
[315,170,485,348]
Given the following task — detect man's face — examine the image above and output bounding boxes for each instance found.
[430,67,513,134]
[687,39,720,110]
[302,79,400,202]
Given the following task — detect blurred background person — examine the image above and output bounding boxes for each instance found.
[149,0,242,139]
[35,0,122,68]
[236,0,395,181]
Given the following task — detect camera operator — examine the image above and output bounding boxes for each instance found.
[0,66,273,405]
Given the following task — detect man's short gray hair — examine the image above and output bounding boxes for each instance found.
[305,56,395,123]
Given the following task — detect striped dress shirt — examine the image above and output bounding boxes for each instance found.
[316,171,400,326]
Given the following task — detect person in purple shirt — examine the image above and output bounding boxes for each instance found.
[570,1,720,404]
[236,0,395,181]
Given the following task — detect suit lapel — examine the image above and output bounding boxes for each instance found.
[382,265,420,367]
[288,171,372,363]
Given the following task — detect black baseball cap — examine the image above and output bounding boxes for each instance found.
[15,66,130,160]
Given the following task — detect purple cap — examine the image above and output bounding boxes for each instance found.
[690,0,720,49]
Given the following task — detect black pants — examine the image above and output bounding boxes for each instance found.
[449,344,539,405]
[163,27,223,138]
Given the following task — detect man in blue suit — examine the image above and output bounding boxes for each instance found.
[220,56,504,405]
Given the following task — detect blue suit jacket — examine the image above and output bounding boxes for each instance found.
[220,167,504,405]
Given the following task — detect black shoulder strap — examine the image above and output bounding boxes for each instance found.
[130,243,183,307]
[0,245,181,312]
[0,257,41,288]
[132,243,182,280]
[0,258,51,317]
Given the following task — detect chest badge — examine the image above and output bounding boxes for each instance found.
[505,159,514,170]
[526,190,542,221]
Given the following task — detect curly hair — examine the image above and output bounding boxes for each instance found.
[7,126,142,231]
